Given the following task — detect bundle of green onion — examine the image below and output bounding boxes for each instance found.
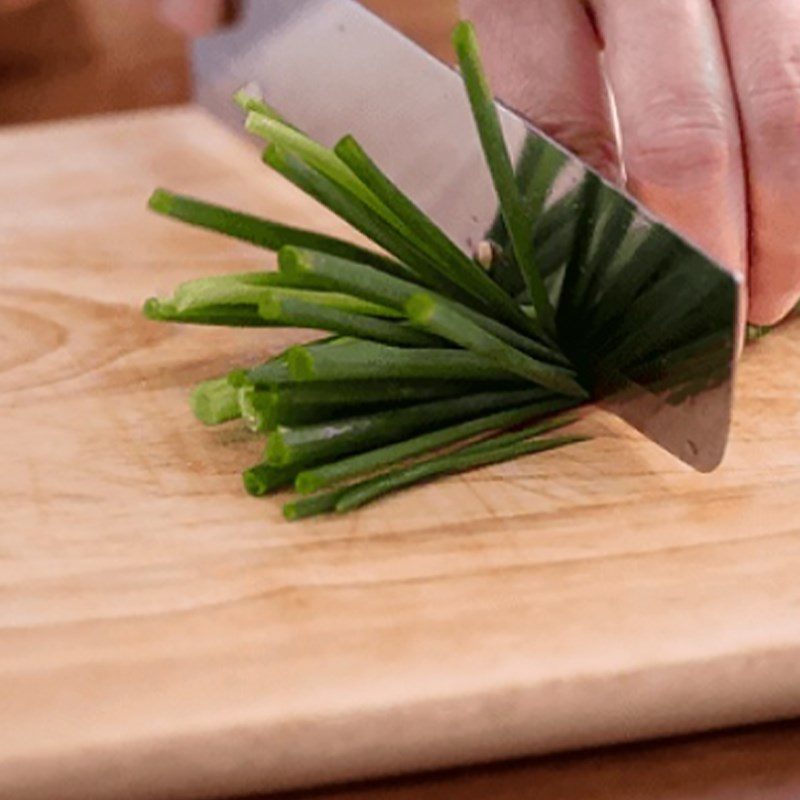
[144,21,592,520]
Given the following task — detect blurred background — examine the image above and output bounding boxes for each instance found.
[0,0,457,127]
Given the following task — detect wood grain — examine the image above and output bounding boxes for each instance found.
[275,722,800,800]
[1,107,800,800]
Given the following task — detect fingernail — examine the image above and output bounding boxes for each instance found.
[747,291,800,327]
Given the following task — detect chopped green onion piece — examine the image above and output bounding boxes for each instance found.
[143,298,271,327]
[556,173,604,339]
[267,379,479,407]
[335,434,587,513]
[266,388,547,467]
[283,488,351,521]
[453,20,556,335]
[259,293,442,347]
[244,356,296,387]
[242,379,495,433]
[169,272,301,312]
[243,463,304,496]
[406,293,586,397]
[243,337,354,389]
[296,400,578,493]
[171,277,275,313]
[464,417,579,456]
[143,22,600,519]
[334,134,532,332]
[247,113,398,222]
[279,245,421,309]
[747,324,772,342]
[285,338,526,384]
[264,144,474,299]
[279,247,566,363]
[233,86,289,125]
[148,189,400,273]
[237,386,261,431]
[259,287,400,318]
[190,377,241,426]
[170,272,400,318]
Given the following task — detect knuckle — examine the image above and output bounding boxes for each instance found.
[743,56,800,156]
[624,94,736,186]
[538,116,621,179]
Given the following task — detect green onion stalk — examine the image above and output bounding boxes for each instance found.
[143,20,595,518]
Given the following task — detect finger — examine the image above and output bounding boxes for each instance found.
[715,0,800,324]
[592,0,748,281]
[0,0,41,10]
[159,0,223,36]
[460,0,621,182]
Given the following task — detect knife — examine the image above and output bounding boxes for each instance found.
[192,0,741,472]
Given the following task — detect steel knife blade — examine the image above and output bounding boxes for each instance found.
[192,0,741,471]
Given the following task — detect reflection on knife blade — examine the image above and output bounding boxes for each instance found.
[191,0,740,471]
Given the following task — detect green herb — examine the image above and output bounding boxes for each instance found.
[334,434,587,514]
[452,20,556,336]
[406,293,586,397]
[266,389,548,467]
[143,20,604,519]
[283,488,351,521]
[148,189,400,273]
[296,402,578,493]
[264,144,473,299]
[143,298,270,328]
[286,339,528,383]
[190,377,242,426]
[241,379,487,432]
[289,431,587,520]
[259,292,441,347]
[247,112,401,226]
[233,86,289,125]
[243,463,305,496]
[278,247,565,363]
[167,272,401,318]
[334,135,533,331]
[240,380,470,433]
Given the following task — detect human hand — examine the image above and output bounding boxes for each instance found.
[461,0,800,325]
[0,0,40,10]
[0,0,228,34]
[155,0,227,36]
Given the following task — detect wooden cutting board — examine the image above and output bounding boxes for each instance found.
[1,107,800,800]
